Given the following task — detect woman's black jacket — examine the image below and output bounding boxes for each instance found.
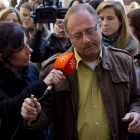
[0,63,47,140]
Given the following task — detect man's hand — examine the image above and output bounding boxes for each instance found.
[21,98,41,121]
[122,112,140,133]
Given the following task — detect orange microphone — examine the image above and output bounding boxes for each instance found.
[39,53,77,101]
[54,53,77,75]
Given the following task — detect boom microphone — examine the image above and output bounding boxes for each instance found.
[39,53,77,101]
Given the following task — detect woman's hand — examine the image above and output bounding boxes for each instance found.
[43,69,66,87]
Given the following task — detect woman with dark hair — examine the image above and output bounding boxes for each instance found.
[127,9,140,43]
[89,0,103,10]
[0,22,64,140]
[68,0,84,8]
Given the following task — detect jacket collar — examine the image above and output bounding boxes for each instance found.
[101,44,112,70]
[66,44,112,71]
[41,53,62,71]
[41,44,113,71]
[46,33,71,51]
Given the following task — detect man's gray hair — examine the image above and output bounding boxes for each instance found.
[64,4,100,34]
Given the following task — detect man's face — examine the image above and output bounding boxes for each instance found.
[54,19,67,40]
[67,10,102,62]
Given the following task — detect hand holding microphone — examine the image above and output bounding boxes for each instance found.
[21,53,77,121]
[43,69,66,87]
[42,53,77,97]
[21,69,65,122]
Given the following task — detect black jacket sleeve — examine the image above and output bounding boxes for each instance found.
[0,79,47,118]
[30,29,49,63]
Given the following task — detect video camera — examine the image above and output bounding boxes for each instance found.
[30,0,68,23]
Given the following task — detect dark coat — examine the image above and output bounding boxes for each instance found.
[0,63,47,140]
[30,29,71,63]
[27,45,140,140]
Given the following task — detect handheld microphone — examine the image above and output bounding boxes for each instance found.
[39,53,77,101]
[54,53,77,75]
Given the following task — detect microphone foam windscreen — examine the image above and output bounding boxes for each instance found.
[54,53,77,75]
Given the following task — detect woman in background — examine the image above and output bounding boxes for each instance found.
[0,7,30,44]
[127,9,140,43]
[20,2,49,37]
[0,7,23,25]
[96,1,139,57]
[127,8,140,70]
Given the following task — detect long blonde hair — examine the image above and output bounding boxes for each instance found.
[96,1,139,50]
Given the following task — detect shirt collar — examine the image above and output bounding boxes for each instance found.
[74,45,102,69]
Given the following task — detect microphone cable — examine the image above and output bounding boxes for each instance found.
[10,87,53,140]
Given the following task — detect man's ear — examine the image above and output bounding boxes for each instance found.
[0,54,4,62]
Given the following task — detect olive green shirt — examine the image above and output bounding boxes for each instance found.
[74,47,111,140]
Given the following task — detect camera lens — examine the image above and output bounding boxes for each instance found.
[40,11,53,19]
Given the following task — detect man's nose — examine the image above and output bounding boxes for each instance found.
[82,34,90,44]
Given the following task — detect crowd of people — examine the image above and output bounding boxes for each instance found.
[0,0,140,140]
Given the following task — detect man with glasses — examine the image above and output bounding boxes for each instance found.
[29,18,71,65]
[21,4,140,140]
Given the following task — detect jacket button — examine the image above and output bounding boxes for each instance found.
[57,112,60,115]
[74,135,77,139]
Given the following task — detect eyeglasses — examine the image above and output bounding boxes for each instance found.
[69,23,98,41]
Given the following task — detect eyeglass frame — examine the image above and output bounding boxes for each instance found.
[68,23,98,41]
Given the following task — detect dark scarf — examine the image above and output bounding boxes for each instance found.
[102,34,120,48]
